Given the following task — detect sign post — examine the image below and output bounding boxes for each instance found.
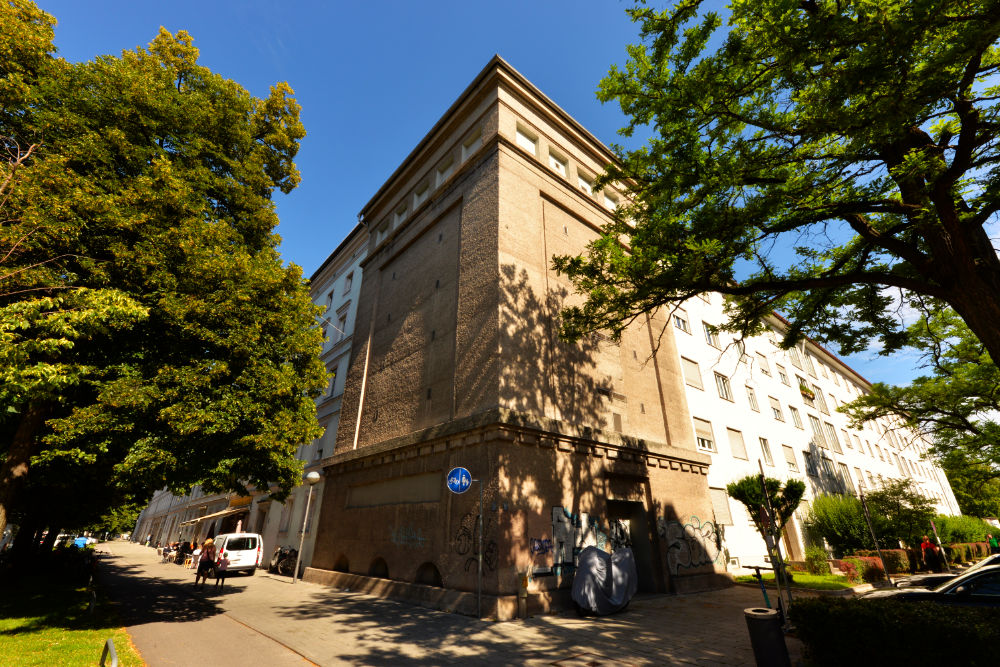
[446,467,482,618]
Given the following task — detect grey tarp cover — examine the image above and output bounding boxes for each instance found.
[571,546,638,614]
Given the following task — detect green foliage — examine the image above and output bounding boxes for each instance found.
[840,308,1000,507]
[806,494,870,554]
[932,514,999,543]
[726,475,805,541]
[794,597,1000,667]
[804,545,829,575]
[852,549,911,575]
[806,480,934,554]
[0,2,325,533]
[554,0,1000,372]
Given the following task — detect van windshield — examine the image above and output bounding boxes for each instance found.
[226,537,257,551]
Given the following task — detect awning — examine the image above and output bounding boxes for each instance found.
[178,507,247,527]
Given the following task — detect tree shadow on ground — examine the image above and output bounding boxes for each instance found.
[95,559,226,626]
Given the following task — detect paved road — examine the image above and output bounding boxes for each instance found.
[101,541,803,666]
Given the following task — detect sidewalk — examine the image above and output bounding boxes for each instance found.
[102,540,804,666]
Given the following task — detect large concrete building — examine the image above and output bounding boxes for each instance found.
[303,57,727,617]
[670,300,960,571]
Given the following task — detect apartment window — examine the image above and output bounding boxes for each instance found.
[325,289,335,310]
[842,429,852,449]
[776,364,790,386]
[703,322,721,348]
[804,352,817,377]
[783,445,799,472]
[821,456,836,479]
[757,353,771,376]
[577,173,594,195]
[715,372,733,401]
[728,428,748,460]
[866,441,874,457]
[515,126,537,155]
[674,308,691,333]
[548,150,568,178]
[278,498,295,532]
[866,470,876,487]
[375,223,389,245]
[814,385,830,414]
[828,393,838,410]
[413,183,429,208]
[798,375,815,407]
[769,396,784,421]
[612,412,623,432]
[809,415,828,449]
[334,313,347,344]
[760,437,774,466]
[681,357,703,390]
[789,346,803,369]
[436,157,454,188]
[461,129,482,161]
[894,453,905,476]
[789,406,803,429]
[804,451,818,477]
[876,445,885,461]
[854,467,865,489]
[603,192,619,210]
[746,386,759,412]
[823,422,843,454]
[709,488,733,525]
[343,272,353,294]
[693,418,716,452]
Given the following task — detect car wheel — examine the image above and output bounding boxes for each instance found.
[247,567,256,576]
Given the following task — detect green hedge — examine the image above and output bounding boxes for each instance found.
[840,556,885,583]
[804,545,830,575]
[851,548,910,574]
[794,597,1000,666]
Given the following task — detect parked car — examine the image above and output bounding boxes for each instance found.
[212,533,263,575]
[894,553,1000,589]
[863,564,1000,606]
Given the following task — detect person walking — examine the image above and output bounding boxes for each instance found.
[920,535,942,573]
[194,538,216,590]
[987,533,1000,555]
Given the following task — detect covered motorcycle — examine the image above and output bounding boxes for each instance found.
[571,546,638,615]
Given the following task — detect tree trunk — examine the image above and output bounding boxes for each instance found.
[0,402,48,538]
[943,266,1000,368]
[9,514,39,565]
[39,524,59,557]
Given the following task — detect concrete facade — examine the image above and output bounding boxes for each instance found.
[671,299,961,569]
[305,58,724,617]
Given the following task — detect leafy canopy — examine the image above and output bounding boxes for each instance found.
[726,475,805,540]
[0,1,326,534]
[555,0,1000,368]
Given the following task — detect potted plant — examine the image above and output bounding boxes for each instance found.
[799,384,815,400]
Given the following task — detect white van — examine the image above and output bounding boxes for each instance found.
[212,533,263,575]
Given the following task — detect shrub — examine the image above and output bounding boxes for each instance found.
[933,514,999,543]
[787,560,808,573]
[805,545,830,575]
[851,548,910,574]
[948,543,971,564]
[832,559,861,584]
[839,556,884,583]
[794,597,1000,666]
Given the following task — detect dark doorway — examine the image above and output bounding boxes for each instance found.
[607,500,656,592]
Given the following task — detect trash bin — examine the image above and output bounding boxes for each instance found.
[744,607,791,667]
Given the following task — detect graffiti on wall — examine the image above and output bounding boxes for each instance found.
[529,537,552,554]
[657,515,723,574]
[453,511,499,572]
[389,525,427,548]
[551,507,608,575]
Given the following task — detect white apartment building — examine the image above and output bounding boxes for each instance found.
[672,293,960,571]
[133,223,368,573]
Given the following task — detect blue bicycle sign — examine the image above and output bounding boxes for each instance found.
[446,467,472,494]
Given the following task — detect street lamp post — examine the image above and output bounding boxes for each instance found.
[293,471,322,584]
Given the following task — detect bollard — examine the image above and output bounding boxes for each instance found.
[744,607,791,667]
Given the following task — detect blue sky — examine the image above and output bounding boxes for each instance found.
[37,0,925,386]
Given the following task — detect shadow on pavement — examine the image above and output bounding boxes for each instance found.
[100,558,227,626]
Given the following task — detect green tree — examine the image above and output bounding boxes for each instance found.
[840,304,1000,516]
[806,494,870,555]
[726,475,805,547]
[0,2,326,538]
[554,0,1000,369]
[866,479,936,547]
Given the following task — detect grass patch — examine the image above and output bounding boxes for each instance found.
[735,571,854,591]
[0,572,144,666]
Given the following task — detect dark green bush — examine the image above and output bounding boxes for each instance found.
[794,597,1000,666]
[804,545,830,575]
[932,514,999,543]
